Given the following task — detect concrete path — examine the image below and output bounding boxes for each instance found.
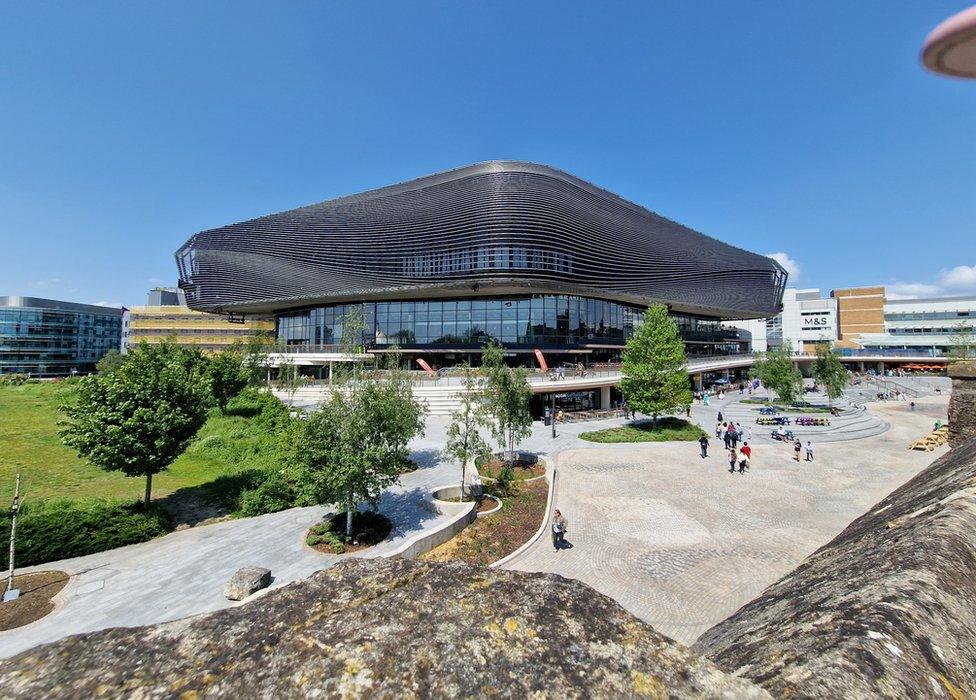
[503,395,950,645]
[0,438,464,659]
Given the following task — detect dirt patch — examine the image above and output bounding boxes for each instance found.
[421,478,549,566]
[306,511,393,555]
[0,570,69,631]
[479,458,545,481]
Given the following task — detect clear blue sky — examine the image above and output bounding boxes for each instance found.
[2,2,974,308]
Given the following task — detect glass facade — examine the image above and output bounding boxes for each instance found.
[0,299,123,377]
[276,294,743,357]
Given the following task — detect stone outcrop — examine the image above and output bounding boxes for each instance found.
[948,360,976,446]
[0,558,768,699]
[223,566,271,600]
[694,437,976,698]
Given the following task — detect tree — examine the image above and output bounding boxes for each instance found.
[204,348,249,411]
[811,343,848,407]
[295,378,408,537]
[480,341,532,465]
[275,356,308,407]
[442,365,491,501]
[751,345,804,405]
[369,350,427,459]
[96,349,127,374]
[949,323,976,362]
[619,304,693,427]
[59,342,212,506]
[240,334,275,386]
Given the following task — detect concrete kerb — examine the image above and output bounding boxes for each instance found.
[381,486,477,560]
[490,457,557,569]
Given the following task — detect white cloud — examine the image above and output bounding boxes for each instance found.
[765,252,800,281]
[886,282,941,300]
[93,301,124,309]
[940,265,976,291]
[886,264,976,300]
[30,277,63,289]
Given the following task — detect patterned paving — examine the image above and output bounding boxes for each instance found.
[505,396,950,646]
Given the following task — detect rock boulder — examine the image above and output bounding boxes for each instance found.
[0,558,767,698]
[223,566,271,601]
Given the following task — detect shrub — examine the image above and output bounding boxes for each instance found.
[237,471,297,517]
[225,389,290,430]
[0,373,29,385]
[0,499,171,568]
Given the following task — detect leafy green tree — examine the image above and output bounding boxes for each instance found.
[811,343,848,407]
[479,341,532,465]
[204,348,249,410]
[295,380,407,537]
[274,356,308,407]
[240,334,275,386]
[95,349,127,374]
[619,304,693,427]
[59,342,212,506]
[949,323,976,362]
[369,350,427,459]
[442,365,491,501]
[751,345,804,404]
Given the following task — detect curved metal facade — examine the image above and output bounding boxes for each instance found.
[175,161,786,319]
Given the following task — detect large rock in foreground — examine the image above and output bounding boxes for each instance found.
[0,558,766,699]
[695,438,976,698]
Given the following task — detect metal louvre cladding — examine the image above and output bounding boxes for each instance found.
[175,161,786,319]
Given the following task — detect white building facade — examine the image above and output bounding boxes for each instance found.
[855,295,976,356]
[766,288,838,352]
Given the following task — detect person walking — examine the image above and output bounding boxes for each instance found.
[551,509,568,550]
[728,446,738,474]
[698,434,709,459]
[723,423,732,450]
[739,442,752,473]
[793,439,802,462]
[717,410,723,424]
[729,425,739,449]
[805,441,814,462]
[746,425,753,441]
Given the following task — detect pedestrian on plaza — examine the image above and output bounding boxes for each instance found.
[699,434,709,459]
[703,393,711,406]
[793,439,802,462]
[739,442,752,473]
[717,409,724,423]
[715,420,722,438]
[729,426,739,449]
[551,509,568,550]
[910,401,916,412]
[686,405,692,418]
[746,425,753,441]
[805,441,814,461]
[723,423,731,449]
[728,447,738,473]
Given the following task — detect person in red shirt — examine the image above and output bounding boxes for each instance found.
[738,442,752,473]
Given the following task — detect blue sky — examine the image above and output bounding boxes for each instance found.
[1,2,974,308]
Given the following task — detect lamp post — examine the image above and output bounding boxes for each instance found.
[551,392,557,439]
[4,474,21,602]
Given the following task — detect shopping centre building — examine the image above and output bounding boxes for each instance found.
[175,161,787,371]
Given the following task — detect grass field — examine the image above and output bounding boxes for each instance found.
[579,416,706,443]
[0,382,274,505]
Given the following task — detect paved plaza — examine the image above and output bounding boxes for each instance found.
[0,377,951,656]
[505,391,950,645]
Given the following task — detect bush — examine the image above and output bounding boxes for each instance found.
[237,471,297,517]
[225,389,290,430]
[0,374,29,385]
[0,499,171,568]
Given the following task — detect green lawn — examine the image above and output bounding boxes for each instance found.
[579,417,706,443]
[0,382,275,505]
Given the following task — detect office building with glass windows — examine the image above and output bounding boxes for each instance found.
[0,296,123,376]
[176,161,786,368]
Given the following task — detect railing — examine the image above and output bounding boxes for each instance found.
[836,348,947,358]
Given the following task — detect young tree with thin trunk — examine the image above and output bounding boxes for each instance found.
[619,304,693,428]
[750,344,804,405]
[480,341,532,465]
[59,342,212,506]
[949,323,976,362]
[275,357,307,407]
[442,365,491,501]
[811,343,849,407]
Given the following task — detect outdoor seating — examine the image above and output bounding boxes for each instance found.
[770,429,795,441]
[795,417,830,427]
[757,416,790,425]
[758,406,779,415]
[909,425,950,451]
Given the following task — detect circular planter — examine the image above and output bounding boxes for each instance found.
[476,494,502,518]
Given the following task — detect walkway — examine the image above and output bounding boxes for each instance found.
[503,394,950,645]
[0,436,464,660]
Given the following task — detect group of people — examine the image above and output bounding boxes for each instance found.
[714,416,751,448]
